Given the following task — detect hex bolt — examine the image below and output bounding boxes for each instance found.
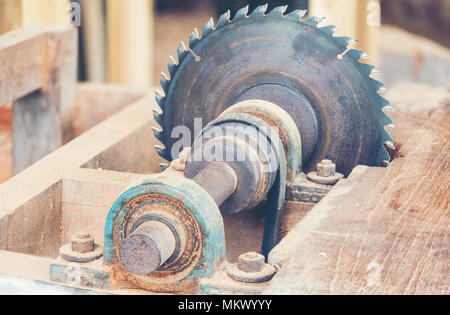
[238,252,265,273]
[119,220,177,276]
[317,159,336,177]
[307,159,344,185]
[59,232,103,263]
[226,251,277,283]
[71,232,95,254]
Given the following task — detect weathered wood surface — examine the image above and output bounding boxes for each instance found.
[266,84,450,295]
[0,92,163,256]
[379,26,450,88]
[0,25,77,174]
[69,83,147,141]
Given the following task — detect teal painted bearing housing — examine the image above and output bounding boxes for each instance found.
[104,173,226,283]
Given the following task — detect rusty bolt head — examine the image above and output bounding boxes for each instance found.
[238,252,265,273]
[71,232,95,254]
[317,159,336,178]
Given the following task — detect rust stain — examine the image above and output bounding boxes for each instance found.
[111,193,203,293]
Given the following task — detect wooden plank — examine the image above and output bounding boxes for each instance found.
[7,26,77,174]
[266,84,450,295]
[0,181,62,256]
[70,83,147,140]
[0,251,54,282]
[0,0,22,34]
[106,0,153,86]
[0,92,162,256]
[21,0,70,26]
[61,168,147,246]
[378,26,450,87]
[80,0,106,82]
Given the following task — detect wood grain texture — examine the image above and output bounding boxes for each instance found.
[0,25,77,174]
[106,0,153,86]
[266,84,450,295]
[0,0,22,34]
[21,0,70,26]
[0,92,161,256]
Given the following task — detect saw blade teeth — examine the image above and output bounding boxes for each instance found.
[285,9,307,22]
[177,41,189,63]
[304,16,325,26]
[250,4,269,17]
[189,28,200,49]
[154,144,164,151]
[320,25,340,36]
[387,124,396,130]
[217,10,231,28]
[167,55,178,76]
[380,112,393,126]
[384,106,395,112]
[234,5,249,21]
[268,5,288,17]
[383,128,394,143]
[335,36,357,49]
[360,63,376,77]
[202,17,215,38]
[385,141,395,151]
[378,95,389,106]
[160,72,170,92]
[152,126,162,133]
[152,127,164,142]
[159,163,170,170]
[346,49,365,61]
[378,86,388,94]
[155,89,165,109]
[369,78,386,93]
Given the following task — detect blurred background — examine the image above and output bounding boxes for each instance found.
[0,0,449,183]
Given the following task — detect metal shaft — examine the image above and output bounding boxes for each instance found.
[119,220,176,276]
[193,162,238,207]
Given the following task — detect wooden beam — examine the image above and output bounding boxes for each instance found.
[267,84,450,295]
[106,0,153,86]
[21,0,70,26]
[0,0,22,34]
[80,0,106,82]
[0,91,162,256]
[0,26,77,173]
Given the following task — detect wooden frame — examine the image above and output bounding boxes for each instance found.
[0,25,77,174]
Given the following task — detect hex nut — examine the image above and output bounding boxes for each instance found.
[60,232,103,263]
[238,252,265,273]
[226,252,277,283]
[307,159,344,185]
[317,159,336,177]
[71,232,95,254]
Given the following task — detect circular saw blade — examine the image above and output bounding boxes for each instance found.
[153,4,394,176]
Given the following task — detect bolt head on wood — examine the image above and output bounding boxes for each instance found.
[317,159,336,177]
[238,252,265,273]
[71,232,95,253]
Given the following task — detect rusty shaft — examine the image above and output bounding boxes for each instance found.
[119,220,177,276]
[193,162,238,207]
